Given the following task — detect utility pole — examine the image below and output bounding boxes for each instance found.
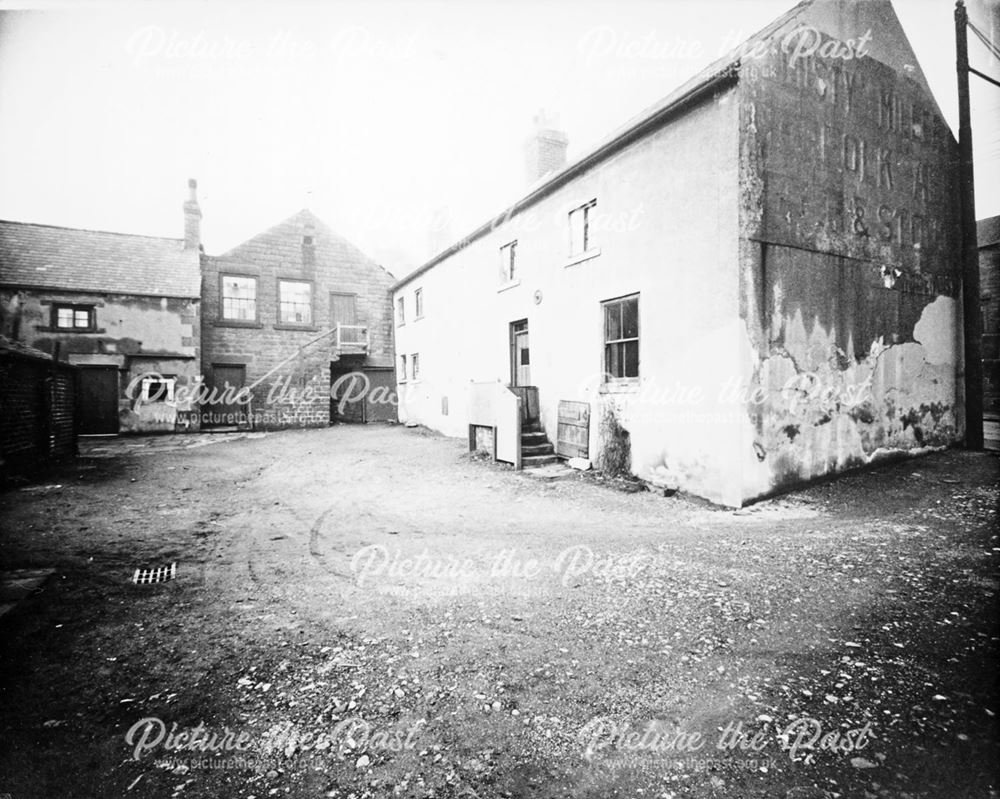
[955,0,984,450]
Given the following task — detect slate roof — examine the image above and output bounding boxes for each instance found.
[0,220,201,298]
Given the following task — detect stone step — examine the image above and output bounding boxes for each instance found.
[522,454,560,467]
[523,462,575,480]
[522,443,555,456]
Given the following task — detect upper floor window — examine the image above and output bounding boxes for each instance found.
[414,288,424,319]
[411,353,420,381]
[396,296,405,326]
[603,293,639,381]
[278,280,313,325]
[569,199,597,256]
[221,275,257,321]
[53,304,95,331]
[500,241,518,283]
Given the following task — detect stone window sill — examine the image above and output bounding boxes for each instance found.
[598,379,640,394]
[37,326,105,334]
[497,279,522,294]
[564,248,601,268]
[214,319,263,329]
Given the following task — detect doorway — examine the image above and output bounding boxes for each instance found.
[330,366,398,423]
[78,366,119,434]
[204,364,247,428]
[510,319,530,387]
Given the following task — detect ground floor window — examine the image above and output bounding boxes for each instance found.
[602,293,639,381]
[140,375,176,402]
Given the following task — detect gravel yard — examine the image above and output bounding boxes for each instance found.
[0,425,997,799]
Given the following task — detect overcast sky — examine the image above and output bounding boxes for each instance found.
[0,0,997,278]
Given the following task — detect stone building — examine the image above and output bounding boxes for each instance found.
[0,215,201,434]
[0,180,396,435]
[392,0,965,506]
[200,208,396,429]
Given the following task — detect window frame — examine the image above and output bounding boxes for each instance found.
[601,293,640,384]
[566,199,601,267]
[398,353,408,383]
[276,278,315,328]
[219,273,260,324]
[499,240,518,285]
[414,287,424,320]
[396,296,406,327]
[410,353,420,382]
[140,375,176,403]
[569,200,596,255]
[52,303,96,332]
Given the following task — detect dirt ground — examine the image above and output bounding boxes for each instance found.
[0,425,998,799]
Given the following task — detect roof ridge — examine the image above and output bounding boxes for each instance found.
[0,218,183,242]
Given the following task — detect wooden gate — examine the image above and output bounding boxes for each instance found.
[363,367,397,422]
[330,368,366,423]
[330,367,397,423]
[556,400,590,459]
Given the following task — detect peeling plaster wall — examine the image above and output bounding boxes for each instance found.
[0,289,200,434]
[736,3,963,503]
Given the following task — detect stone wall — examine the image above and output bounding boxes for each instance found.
[0,289,200,434]
[201,210,395,429]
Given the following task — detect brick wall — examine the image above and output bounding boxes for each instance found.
[201,210,396,429]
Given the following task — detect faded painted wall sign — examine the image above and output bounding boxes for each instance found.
[742,31,960,284]
[736,11,963,502]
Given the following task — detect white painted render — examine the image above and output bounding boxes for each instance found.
[394,86,743,506]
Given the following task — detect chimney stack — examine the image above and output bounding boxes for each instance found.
[523,110,568,185]
[302,219,316,268]
[183,178,201,251]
